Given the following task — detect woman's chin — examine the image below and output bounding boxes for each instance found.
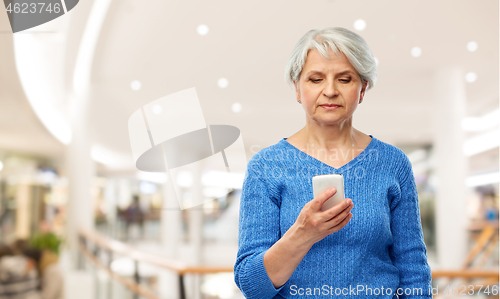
[310,116,347,126]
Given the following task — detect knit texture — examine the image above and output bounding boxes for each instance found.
[234,135,432,298]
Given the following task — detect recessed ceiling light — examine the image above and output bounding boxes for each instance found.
[411,47,422,57]
[465,72,477,83]
[232,103,242,113]
[467,41,478,52]
[218,78,229,88]
[152,104,162,115]
[197,24,209,36]
[353,19,366,31]
[131,80,142,91]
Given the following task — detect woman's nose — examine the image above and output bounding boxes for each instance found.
[323,80,339,98]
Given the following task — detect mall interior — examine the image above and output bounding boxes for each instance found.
[0,0,498,298]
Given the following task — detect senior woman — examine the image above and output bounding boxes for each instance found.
[234,27,432,299]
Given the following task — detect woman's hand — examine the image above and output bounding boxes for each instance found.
[289,187,353,248]
[263,187,353,289]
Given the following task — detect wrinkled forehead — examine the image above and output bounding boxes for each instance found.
[301,49,355,76]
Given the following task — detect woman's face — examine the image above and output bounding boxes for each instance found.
[294,48,367,127]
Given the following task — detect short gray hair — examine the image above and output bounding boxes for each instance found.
[284,27,377,90]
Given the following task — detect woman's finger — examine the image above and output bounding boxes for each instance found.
[327,212,352,233]
[322,198,352,219]
[312,187,337,211]
[325,204,352,226]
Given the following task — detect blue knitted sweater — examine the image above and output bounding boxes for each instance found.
[234,135,432,298]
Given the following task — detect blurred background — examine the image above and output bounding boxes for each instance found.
[0,0,498,298]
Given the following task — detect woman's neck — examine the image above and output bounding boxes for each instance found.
[297,118,361,151]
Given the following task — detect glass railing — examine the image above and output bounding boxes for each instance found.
[78,228,242,299]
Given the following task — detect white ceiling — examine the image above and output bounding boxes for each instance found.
[0,0,498,173]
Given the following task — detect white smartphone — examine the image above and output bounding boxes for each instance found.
[312,173,345,211]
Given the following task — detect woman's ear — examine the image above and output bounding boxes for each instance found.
[294,81,301,103]
[359,81,368,102]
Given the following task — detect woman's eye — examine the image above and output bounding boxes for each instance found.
[310,79,321,83]
[340,79,351,83]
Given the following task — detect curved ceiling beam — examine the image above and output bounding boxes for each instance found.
[13,0,113,152]
[73,0,113,97]
[13,23,73,145]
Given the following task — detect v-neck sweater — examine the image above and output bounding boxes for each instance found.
[234,135,432,298]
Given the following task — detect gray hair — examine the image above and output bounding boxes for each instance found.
[284,27,377,90]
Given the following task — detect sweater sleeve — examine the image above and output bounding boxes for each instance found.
[234,158,286,299]
[389,153,433,298]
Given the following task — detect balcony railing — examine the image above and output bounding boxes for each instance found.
[78,228,233,299]
[79,227,499,299]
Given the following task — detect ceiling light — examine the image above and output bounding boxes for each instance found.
[231,103,242,113]
[131,80,142,91]
[465,72,477,83]
[197,24,209,36]
[467,41,478,52]
[218,78,229,88]
[353,19,366,31]
[411,47,422,57]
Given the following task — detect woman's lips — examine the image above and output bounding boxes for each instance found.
[319,104,341,110]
